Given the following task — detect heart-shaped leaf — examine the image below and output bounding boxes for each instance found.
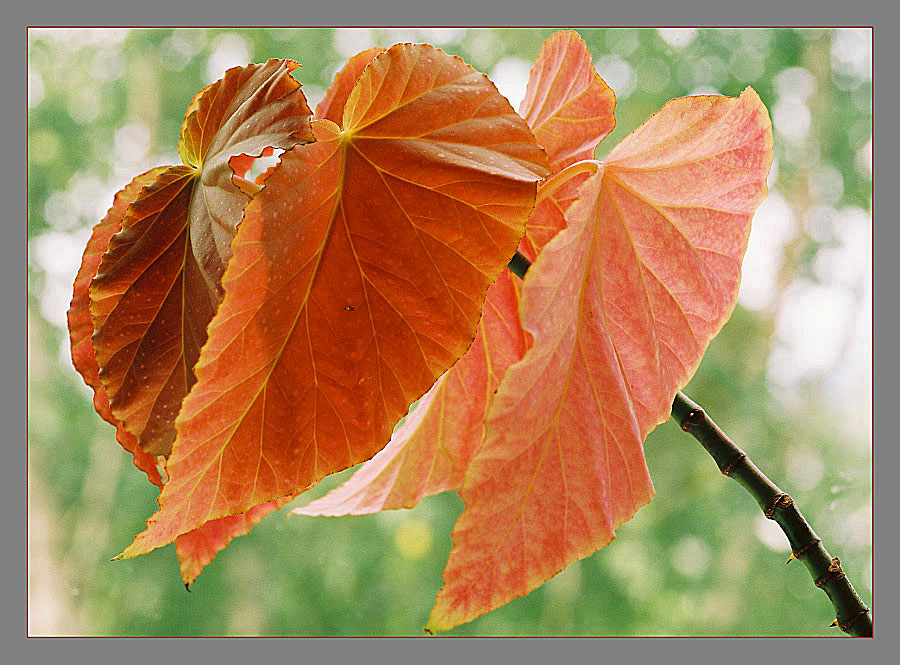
[120,43,549,558]
[295,31,616,517]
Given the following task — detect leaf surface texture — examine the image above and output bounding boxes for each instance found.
[427,88,773,632]
[122,43,549,557]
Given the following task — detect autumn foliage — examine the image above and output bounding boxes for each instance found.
[68,30,773,632]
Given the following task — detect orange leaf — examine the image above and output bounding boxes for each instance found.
[176,494,296,588]
[83,60,313,458]
[426,88,773,632]
[120,44,549,558]
[517,31,614,261]
[294,269,525,515]
[315,47,385,126]
[518,30,616,172]
[68,168,168,486]
[518,164,595,263]
[296,33,617,514]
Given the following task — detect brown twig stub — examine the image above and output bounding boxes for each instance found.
[720,452,746,477]
[764,493,793,519]
[680,408,705,431]
[815,558,846,587]
[836,608,871,632]
[790,538,822,562]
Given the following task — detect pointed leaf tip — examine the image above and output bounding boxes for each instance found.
[316,47,386,126]
[176,495,296,587]
[520,30,616,171]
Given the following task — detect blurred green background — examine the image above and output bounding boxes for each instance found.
[27,27,872,636]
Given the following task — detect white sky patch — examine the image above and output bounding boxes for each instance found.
[595,55,635,100]
[831,28,872,81]
[490,57,531,111]
[812,205,870,296]
[773,97,811,144]
[767,278,857,386]
[30,27,130,47]
[333,28,375,59]
[767,155,780,187]
[417,28,467,46]
[844,504,872,548]
[30,228,93,329]
[205,32,251,84]
[772,66,815,147]
[28,67,45,108]
[114,122,151,167]
[670,536,711,579]
[809,164,844,208]
[381,28,421,46]
[856,138,872,177]
[754,514,791,552]
[739,190,796,311]
[774,66,816,101]
[657,28,697,49]
[784,445,825,492]
[303,85,325,115]
[815,207,872,429]
[43,171,120,233]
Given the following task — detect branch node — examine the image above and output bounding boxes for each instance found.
[720,452,746,477]
[764,493,793,519]
[815,558,846,587]
[790,538,821,562]
[837,607,871,633]
[680,408,705,431]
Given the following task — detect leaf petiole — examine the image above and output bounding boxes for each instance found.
[534,159,601,207]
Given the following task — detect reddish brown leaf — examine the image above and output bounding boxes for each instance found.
[426,88,773,632]
[315,47,385,126]
[120,44,549,558]
[179,59,314,298]
[89,166,213,457]
[294,270,525,515]
[176,494,296,587]
[84,60,313,458]
[518,30,616,172]
[68,168,168,485]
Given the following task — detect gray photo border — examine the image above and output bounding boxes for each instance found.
[12,0,893,663]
